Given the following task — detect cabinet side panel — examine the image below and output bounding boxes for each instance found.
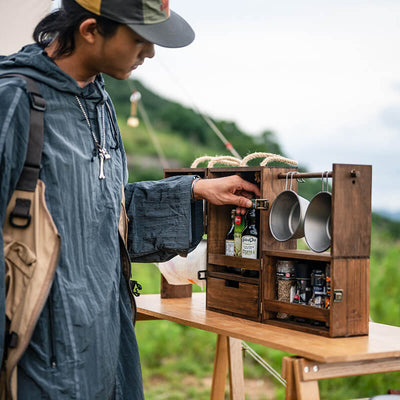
[331,259,369,337]
[331,164,372,257]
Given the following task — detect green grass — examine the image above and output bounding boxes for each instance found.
[132,231,400,400]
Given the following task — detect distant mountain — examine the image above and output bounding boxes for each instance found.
[372,213,400,239]
[102,75,332,199]
[375,210,400,222]
[103,74,284,160]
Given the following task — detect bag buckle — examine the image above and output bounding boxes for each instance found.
[254,199,269,210]
[9,198,31,229]
[28,92,46,112]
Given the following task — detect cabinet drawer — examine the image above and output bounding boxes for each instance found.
[206,276,260,320]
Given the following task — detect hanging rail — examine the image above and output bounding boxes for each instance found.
[277,170,360,179]
[278,171,333,179]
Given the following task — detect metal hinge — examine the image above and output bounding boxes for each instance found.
[333,289,343,302]
[259,302,263,315]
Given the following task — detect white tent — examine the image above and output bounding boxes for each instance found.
[0,0,53,55]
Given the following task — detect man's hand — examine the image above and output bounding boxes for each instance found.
[193,175,261,214]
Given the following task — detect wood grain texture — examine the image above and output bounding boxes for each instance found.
[208,254,261,271]
[211,335,229,400]
[266,319,330,337]
[330,258,369,337]
[282,357,299,400]
[160,275,192,299]
[263,300,330,323]
[207,270,259,285]
[293,358,320,400]
[164,168,207,176]
[207,277,260,320]
[263,249,331,262]
[136,293,400,363]
[331,164,372,257]
[299,357,400,380]
[228,337,245,400]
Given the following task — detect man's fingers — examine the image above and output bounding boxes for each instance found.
[237,190,254,200]
[231,194,253,208]
[236,206,247,215]
[235,179,261,197]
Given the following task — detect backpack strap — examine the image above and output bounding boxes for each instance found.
[1,74,46,228]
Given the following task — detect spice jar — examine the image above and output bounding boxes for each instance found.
[276,260,295,319]
[293,263,312,305]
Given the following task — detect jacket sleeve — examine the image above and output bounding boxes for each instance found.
[0,79,31,364]
[124,175,204,263]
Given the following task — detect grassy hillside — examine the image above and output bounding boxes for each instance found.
[104,74,321,199]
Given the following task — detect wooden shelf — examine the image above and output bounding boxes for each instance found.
[264,249,331,262]
[208,253,261,271]
[265,318,330,337]
[207,271,259,285]
[263,300,330,323]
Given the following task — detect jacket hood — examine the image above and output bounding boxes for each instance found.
[0,43,106,100]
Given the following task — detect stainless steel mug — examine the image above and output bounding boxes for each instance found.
[304,172,332,253]
[269,172,310,241]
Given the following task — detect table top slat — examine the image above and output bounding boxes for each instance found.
[136,293,400,363]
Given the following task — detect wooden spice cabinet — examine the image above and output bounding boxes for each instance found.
[163,164,372,337]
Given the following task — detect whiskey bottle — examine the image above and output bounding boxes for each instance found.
[225,209,235,257]
[241,208,258,259]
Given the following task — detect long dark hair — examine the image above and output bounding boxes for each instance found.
[33,0,120,59]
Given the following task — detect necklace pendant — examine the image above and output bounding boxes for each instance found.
[99,152,106,180]
[98,148,111,180]
[103,148,111,160]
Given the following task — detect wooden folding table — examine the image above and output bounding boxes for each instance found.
[136,293,400,400]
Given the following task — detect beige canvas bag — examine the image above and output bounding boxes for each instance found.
[0,75,60,400]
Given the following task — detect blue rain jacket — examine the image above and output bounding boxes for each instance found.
[0,44,203,399]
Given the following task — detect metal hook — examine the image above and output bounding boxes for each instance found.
[325,171,330,193]
[289,171,296,191]
[285,172,290,191]
[321,171,329,192]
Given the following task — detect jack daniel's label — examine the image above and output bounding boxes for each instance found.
[241,235,258,259]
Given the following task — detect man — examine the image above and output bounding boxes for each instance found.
[0,0,260,398]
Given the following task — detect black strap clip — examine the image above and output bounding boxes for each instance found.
[9,198,32,229]
[28,92,46,112]
[197,270,207,280]
[130,280,142,297]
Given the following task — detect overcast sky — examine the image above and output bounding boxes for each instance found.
[2,1,399,214]
[133,0,400,214]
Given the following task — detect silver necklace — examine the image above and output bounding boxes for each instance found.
[75,96,111,179]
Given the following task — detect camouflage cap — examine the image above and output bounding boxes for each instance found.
[74,0,195,48]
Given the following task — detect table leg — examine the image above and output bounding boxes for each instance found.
[210,335,245,400]
[211,334,229,400]
[293,358,320,400]
[282,357,298,400]
[282,357,320,400]
[228,337,245,400]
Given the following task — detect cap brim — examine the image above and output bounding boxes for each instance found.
[127,10,195,48]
